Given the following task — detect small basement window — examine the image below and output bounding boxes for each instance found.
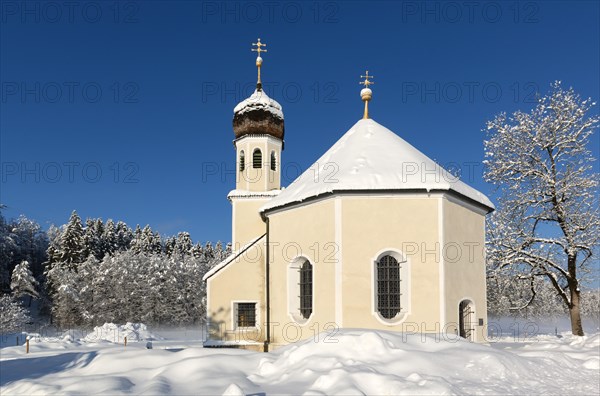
[236,302,256,328]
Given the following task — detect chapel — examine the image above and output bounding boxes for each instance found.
[203,39,494,351]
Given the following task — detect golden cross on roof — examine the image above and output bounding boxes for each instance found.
[359,70,374,119]
[251,38,267,89]
[359,70,374,88]
[251,38,267,56]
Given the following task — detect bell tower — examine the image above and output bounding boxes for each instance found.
[229,38,284,246]
[232,38,284,192]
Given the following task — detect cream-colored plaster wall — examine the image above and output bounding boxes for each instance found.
[267,199,337,347]
[231,198,268,247]
[206,239,266,344]
[341,195,442,331]
[442,197,488,342]
[265,194,449,346]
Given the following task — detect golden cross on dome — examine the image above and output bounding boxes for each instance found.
[251,38,267,55]
[359,70,374,88]
[251,38,267,89]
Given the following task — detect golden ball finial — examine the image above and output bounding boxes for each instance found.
[361,87,372,101]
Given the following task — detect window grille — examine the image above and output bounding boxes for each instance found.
[253,149,262,168]
[237,303,256,327]
[377,255,401,319]
[299,260,313,319]
[239,151,245,172]
[459,301,474,340]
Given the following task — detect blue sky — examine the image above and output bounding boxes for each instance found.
[1,0,599,243]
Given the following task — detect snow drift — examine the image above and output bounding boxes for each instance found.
[1,329,598,395]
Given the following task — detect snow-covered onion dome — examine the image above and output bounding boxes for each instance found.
[233,88,285,140]
[233,86,284,140]
[233,38,285,140]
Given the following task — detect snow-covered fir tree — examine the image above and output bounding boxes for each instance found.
[174,232,193,256]
[115,221,133,251]
[130,225,162,255]
[164,236,176,256]
[57,211,85,269]
[10,260,39,300]
[102,219,118,255]
[83,218,105,260]
[130,225,143,254]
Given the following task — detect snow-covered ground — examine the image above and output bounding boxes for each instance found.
[1,321,599,395]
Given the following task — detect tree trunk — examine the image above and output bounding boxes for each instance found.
[568,254,584,336]
[569,286,584,336]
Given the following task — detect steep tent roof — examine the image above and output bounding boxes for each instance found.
[260,118,494,213]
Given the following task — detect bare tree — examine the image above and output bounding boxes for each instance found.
[484,81,599,336]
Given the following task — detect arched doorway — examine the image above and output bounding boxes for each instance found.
[459,300,474,341]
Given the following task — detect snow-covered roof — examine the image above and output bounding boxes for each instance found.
[233,89,283,119]
[202,234,266,281]
[260,118,494,213]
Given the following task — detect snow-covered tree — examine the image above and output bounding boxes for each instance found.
[164,236,176,256]
[0,212,18,290]
[10,260,39,300]
[580,290,600,318]
[37,207,230,326]
[103,219,117,255]
[190,242,204,259]
[0,294,31,333]
[487,270,566,318]
[57,211,85,269]
[484,82,599,336]
[203,241,215,264]
[130,225,162,254]
[174,232,193,256]
[83,218,105,260]
[44,224,63,271]
[145,227,163,254]
[0,209,48,293]
[115,221,133,251]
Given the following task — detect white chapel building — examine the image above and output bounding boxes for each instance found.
[203,40,494,351]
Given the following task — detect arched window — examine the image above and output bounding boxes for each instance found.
[253,148,262,169]
[376,255,401,319]
[299,260,313,319]
[270,151,277,171]
[239,150,245,172]
[459,300,474,341]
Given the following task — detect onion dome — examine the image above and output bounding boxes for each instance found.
[233,88,285,140]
